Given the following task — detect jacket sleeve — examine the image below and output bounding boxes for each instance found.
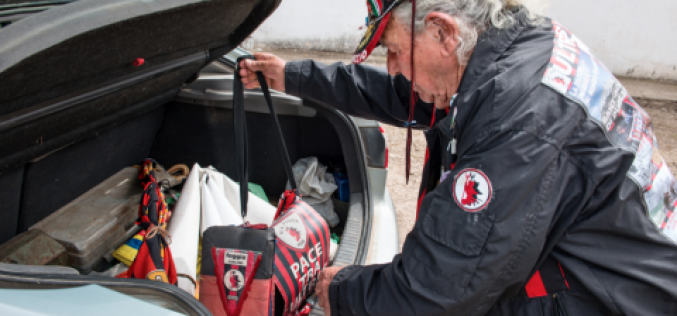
[284,60,435,128]
[328,128,565,316]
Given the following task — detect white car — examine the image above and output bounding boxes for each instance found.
[0,0,398,315]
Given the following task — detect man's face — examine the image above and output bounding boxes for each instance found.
[380,16,464,110]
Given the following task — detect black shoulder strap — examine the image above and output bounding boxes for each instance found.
[233,56,297,217]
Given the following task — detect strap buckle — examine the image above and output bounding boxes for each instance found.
[403,120,417,128]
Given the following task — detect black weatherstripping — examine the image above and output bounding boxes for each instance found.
[359,126,387,168]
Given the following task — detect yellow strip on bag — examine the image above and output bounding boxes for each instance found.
[113,232,145,266]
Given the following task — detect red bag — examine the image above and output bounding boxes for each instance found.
[199,56,330,316]
[271,192,330,314]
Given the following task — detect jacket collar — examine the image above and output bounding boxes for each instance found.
[437,8,528,134]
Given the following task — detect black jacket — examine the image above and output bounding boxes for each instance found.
[284,11,677,316]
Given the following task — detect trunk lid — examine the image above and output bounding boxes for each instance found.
[0,0,280,175]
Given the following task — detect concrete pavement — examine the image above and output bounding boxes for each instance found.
[619,78,677,103]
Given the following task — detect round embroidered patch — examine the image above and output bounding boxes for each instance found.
[453,169,492,212]
[274,212,308,250]
[224,270,245,291]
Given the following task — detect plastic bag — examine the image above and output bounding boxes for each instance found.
[201,168,244,230]
[167,163,203,295]
[287,157,339,227]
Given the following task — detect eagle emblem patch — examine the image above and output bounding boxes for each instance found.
[453,169,492,212]
[274,212,308,250]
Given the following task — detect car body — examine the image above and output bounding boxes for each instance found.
[0,1,398,315]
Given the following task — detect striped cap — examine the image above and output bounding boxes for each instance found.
[353,0,404,64]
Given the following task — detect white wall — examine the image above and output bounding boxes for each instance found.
[540,0,677,81]
[251,0,677,81]
[249,0,367,52]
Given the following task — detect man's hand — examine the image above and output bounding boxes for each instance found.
[316,266,345,316]
[238,52,287,92]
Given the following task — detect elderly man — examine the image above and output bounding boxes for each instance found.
[240,0,677,315]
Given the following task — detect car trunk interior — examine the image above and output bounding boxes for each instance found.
[0,86,366,258]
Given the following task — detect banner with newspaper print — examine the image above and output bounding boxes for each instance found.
[542,21,677,243]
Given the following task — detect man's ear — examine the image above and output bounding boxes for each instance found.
[425,12,460,57]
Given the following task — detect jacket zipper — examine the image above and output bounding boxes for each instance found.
[552,293,570,316]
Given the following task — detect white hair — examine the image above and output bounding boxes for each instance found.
[392,0,524,64]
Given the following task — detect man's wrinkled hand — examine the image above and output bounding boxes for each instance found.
[238,52,287,92]
[316,266,345,316]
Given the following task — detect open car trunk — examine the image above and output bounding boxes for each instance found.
[0,1,372,315]
[0,77,370,255]
[0,78,371,314]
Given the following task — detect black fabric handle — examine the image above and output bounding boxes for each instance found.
[234,56,298,217]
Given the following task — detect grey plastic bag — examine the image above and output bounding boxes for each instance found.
[287,157,339,227]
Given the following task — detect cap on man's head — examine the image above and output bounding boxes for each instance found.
[353,0,404,64]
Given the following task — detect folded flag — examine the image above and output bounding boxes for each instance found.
[112,230,146,266]
[122,159,177,284]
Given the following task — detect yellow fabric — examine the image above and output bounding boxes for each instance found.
[193,236,201,300]
[196,236,202,275]
[113,233,144,266]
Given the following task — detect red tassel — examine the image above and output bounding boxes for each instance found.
[275,190,298,220]
[243,222,269,230]
[295,303,312,316]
